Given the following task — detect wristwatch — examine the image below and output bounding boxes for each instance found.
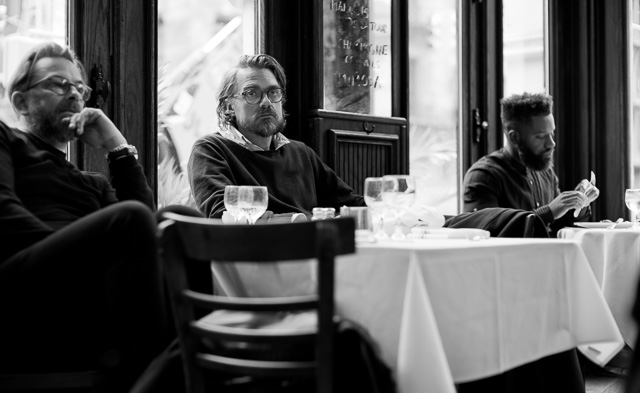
[107,144,138,162]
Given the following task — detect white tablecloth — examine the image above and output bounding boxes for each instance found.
[336,237,624,391]
[558,227,640,348]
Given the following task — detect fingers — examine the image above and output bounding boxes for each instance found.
[67,108,102,136]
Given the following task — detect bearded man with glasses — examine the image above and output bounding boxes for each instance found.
[189,54,365,220]
[0,42,181,391]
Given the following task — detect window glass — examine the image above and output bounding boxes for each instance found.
[503,0,547,96]
[157,0,254,208]
[323,0,392,116]
[0,0,67,127]
[408,0,458,215]
[630,0,640,187]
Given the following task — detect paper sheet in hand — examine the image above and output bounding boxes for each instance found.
[574,171,596,218]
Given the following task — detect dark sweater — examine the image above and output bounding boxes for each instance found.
[188,133,365,218]
[463,147,589,234]
[0,122,154,262]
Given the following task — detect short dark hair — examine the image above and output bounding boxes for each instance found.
[8,42,87,99]
[500,92,553,133]
[216,54,287,130]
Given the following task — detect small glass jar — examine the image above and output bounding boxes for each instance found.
[311,207,336,220]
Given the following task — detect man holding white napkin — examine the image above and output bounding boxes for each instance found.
[462,92,599,236]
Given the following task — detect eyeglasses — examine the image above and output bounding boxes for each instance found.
[27,76,93,102]
[234,88,284,105]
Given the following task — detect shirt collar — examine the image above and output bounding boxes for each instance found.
[217,126,290,151]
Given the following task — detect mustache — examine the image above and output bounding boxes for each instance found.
[256,107,277,117]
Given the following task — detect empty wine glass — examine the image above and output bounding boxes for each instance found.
[223,185,243,224]
[364,177,388,240]
[382,175,416,240]
[625,189,640,230]
[238,186,268,225]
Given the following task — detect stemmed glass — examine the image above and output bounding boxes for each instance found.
[238,186,268,225]
[223,186,243,224]
[625,189,640,230]
[381,175,416,240]
[364,177,388,240]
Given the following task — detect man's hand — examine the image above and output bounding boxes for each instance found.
[65,108,126,150]
[575,179,600,205]
[548,191,589,219]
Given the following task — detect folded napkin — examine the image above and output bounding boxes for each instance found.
[408,227,490,240]
[222,211,307,224]
[399,204,445,229]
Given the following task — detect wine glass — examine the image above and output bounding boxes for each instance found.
[238,186,268,225]
[382,175,416,240]
[625,189,640,230]
[364,177,388,240]
[223,186,243,224]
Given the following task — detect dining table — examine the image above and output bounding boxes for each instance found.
[558,223,640,349]
[335,235,624,393]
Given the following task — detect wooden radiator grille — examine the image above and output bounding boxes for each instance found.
[328,130,400,195]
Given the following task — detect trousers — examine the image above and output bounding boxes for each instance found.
[0,201,188,389]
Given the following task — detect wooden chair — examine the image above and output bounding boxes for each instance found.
[158,213,356,393]
[0,371,105,392]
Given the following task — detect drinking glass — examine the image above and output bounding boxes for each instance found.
[238,186,268,225]
[364,177,388,240]
[223,185,243,224]
[625,189,640,230]
[381,175,416,240]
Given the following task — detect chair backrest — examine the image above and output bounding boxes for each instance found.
[158,213,356,393]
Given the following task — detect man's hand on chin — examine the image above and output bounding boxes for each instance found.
[66,108,126,150]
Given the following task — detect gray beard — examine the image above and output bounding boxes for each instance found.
[238,114,286,138]
[30,111,75,145]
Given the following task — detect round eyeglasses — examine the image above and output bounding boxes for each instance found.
[27,76,93,102]
[235,88,284,105]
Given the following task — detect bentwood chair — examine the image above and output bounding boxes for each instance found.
[158,213,356,393]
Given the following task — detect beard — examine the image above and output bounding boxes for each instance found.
[518,140,553,171]
[30,108,75,145]
[237,107,286,138]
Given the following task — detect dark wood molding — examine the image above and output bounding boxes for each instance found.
[68,0,157,197]
[460,0,503,176]
[549,0,629,220]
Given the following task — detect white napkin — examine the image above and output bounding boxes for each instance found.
[399,204,445,229]
[222,211,307,224]
[408,227,490,240]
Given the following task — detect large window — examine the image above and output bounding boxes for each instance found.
[408,0,458,215]
[0,0,66,127]
[502,0,547,97]
[631,0,640,188]
[157,0,254,208]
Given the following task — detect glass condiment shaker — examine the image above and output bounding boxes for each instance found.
[312,207,336,220]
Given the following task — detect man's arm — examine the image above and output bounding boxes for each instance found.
[188,137,235,218]
[307,146,365,209]
[462,166,502,212]
[69,108,154,209]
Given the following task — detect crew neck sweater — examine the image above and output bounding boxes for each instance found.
[188,133,364,218]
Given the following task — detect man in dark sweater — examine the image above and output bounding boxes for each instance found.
[462,92,599,236]
[188,54,364,219]
[0,42,173,390]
